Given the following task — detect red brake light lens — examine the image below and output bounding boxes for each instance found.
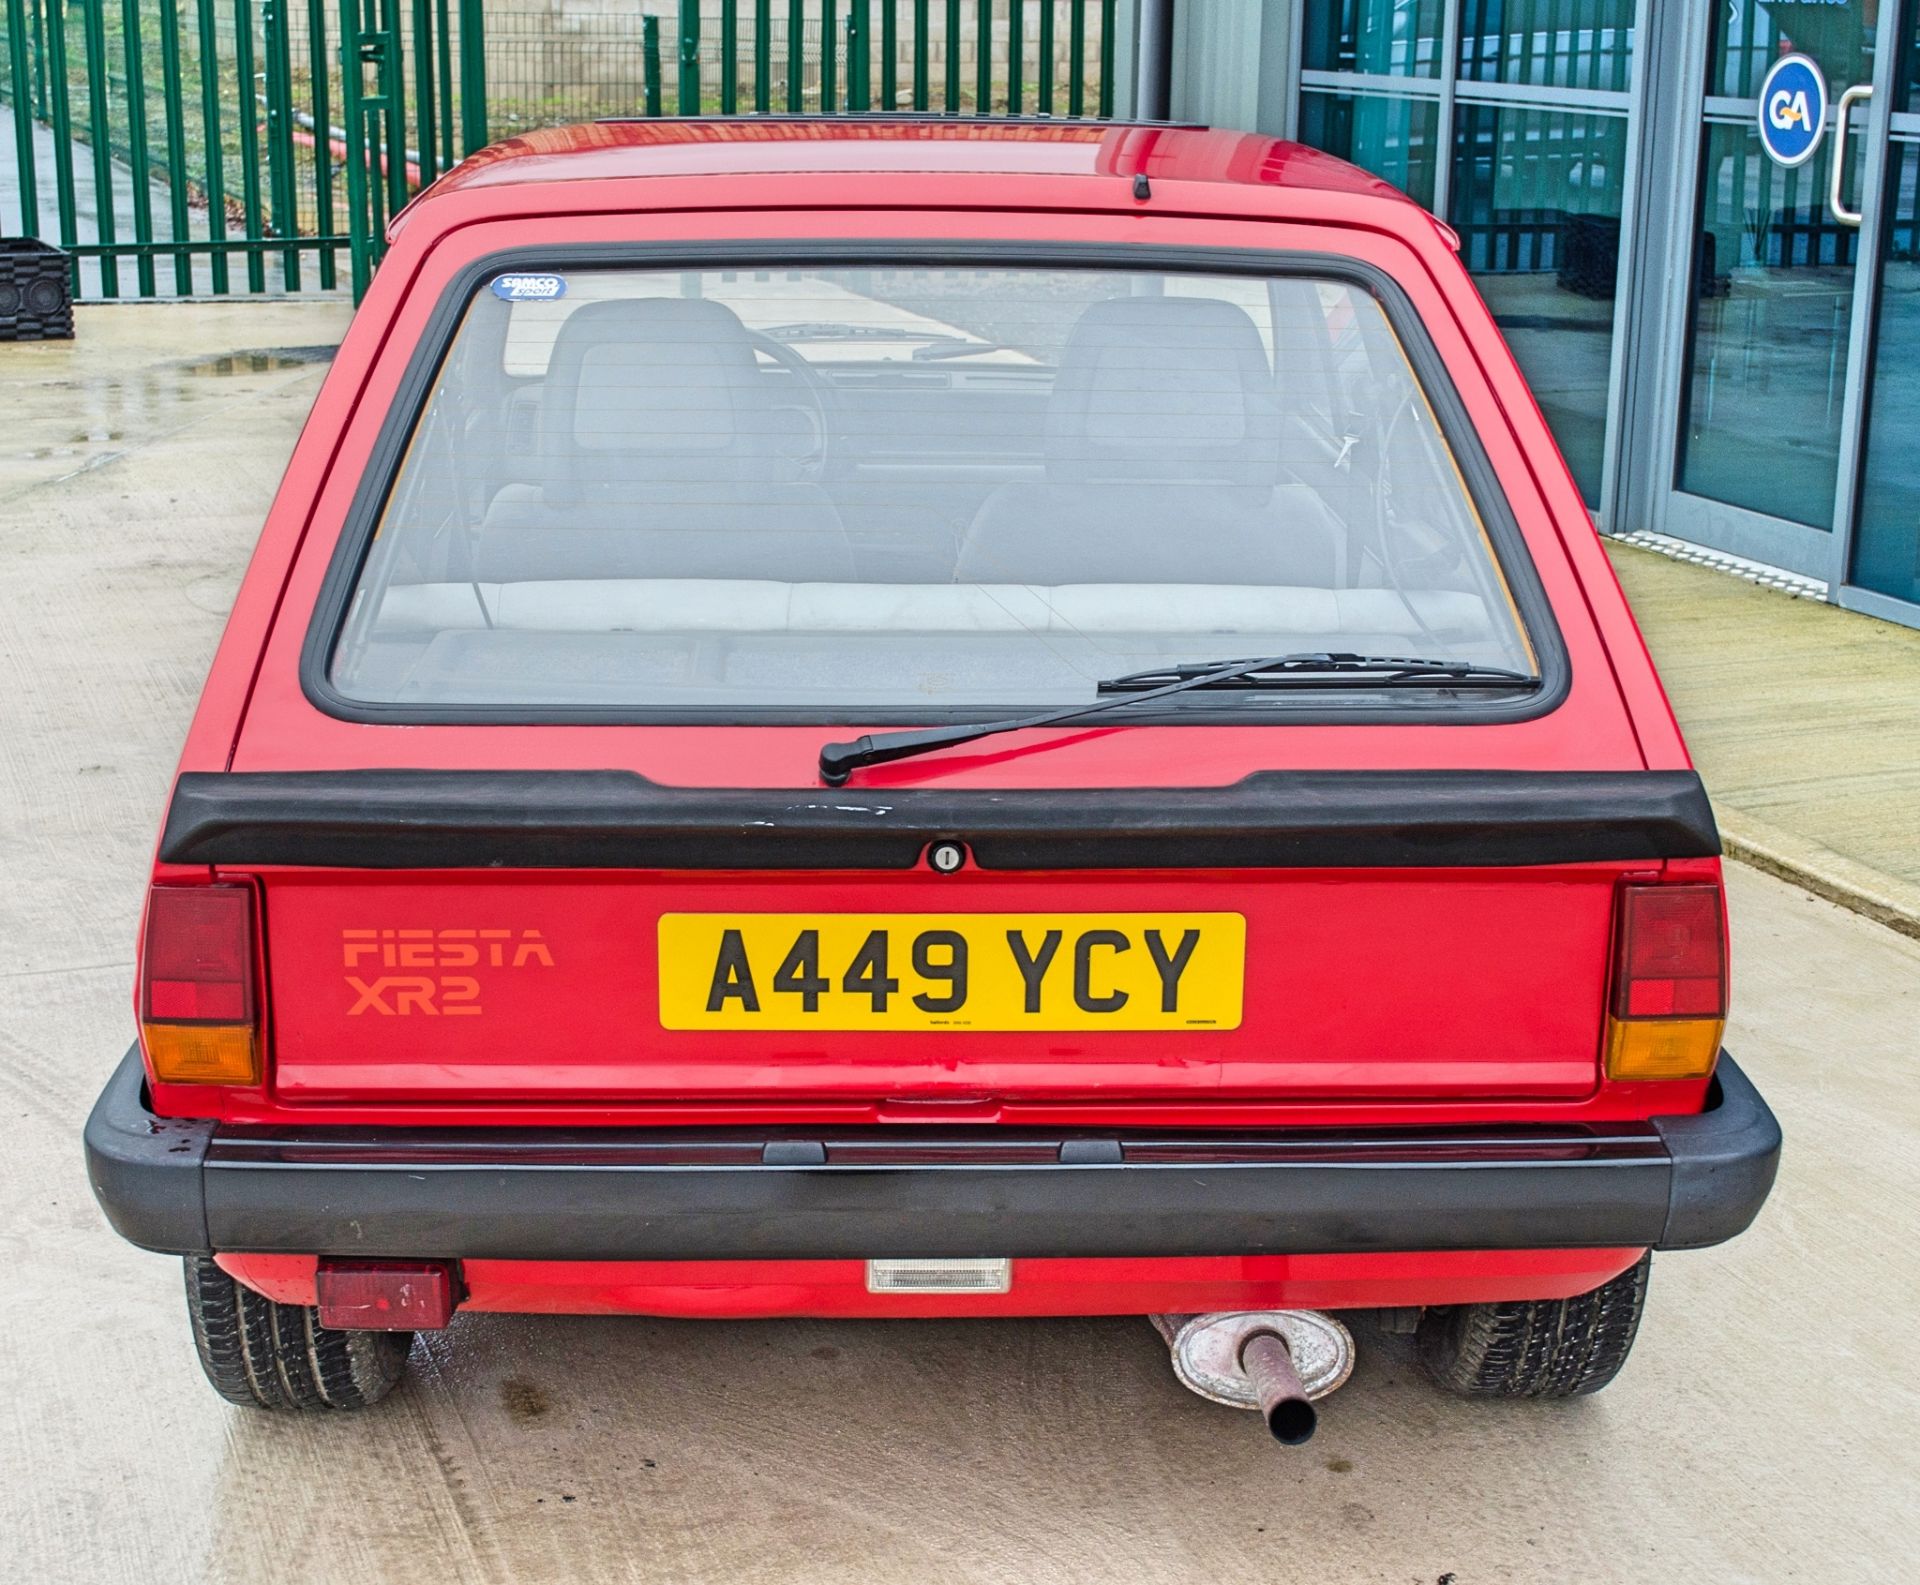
[1612,884,1727,1020]
[141,885,259,1084]
[316,1260,459,1331]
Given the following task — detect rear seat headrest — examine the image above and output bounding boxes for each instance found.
[1044,296,1282,488]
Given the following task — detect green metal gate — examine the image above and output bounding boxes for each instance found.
[4,0,1116,301]
[3,0,487,297]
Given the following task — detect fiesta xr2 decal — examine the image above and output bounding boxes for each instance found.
[341,927,554,1016]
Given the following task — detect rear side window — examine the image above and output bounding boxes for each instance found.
[323,261,1539,718]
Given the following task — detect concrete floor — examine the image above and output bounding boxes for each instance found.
[1608,542,1920,935]
[3,307,1918,1583]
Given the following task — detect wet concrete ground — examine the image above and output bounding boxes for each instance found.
[3,306,1917,1583]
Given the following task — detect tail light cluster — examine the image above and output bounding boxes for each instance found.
[141,884,260,1086]
[1605,882,1727,1082]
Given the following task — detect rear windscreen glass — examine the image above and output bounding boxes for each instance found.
[324,263,1538,716]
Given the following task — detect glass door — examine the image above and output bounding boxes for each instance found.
[1847,11,1920,616]
[1659,0,1899,583]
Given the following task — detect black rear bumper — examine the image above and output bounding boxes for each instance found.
[85,1047,1779,1262]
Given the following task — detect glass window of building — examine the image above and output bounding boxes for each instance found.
[1675,2,1877,531]
[1297,0,1635,509]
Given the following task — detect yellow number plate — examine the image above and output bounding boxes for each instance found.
[658,913,1245,1031]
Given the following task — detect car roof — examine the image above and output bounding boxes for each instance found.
[423,117,1421,208]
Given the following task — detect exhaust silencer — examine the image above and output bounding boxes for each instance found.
[1152,1310,1355,1445]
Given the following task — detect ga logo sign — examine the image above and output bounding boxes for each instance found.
[1758,54,1827,168]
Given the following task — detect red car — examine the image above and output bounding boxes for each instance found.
[87,118,1777,1439]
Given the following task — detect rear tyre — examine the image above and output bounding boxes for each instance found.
[183,1255,412,1410]
[1415,1253,1651,1399]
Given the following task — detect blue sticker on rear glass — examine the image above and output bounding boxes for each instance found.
[491,273,567,302]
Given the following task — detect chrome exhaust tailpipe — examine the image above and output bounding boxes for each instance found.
[1151,1310,1355,1446]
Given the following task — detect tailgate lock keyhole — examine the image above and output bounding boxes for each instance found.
[927,842,967,875]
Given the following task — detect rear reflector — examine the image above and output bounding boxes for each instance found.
[1606,883,1726,1082]
[316,1260,459,1330]
[141,884,259,1086]
[867,1258,1012,1294]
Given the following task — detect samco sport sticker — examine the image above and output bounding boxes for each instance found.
[490,273,567,302]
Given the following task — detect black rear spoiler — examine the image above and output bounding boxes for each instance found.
[159,768,1719,871]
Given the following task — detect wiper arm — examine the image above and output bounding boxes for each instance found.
[1096,653,1540,691]
[817,653,1538,786]
[761,322,981,348]
[910,340,1016,361]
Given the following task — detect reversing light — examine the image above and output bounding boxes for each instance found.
[867,1258,1013,1294]
[1605,883,1727,1082]
[140,884,260,1085]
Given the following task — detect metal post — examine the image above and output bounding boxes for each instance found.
[80,0,120,294]
[411,0,439,184]
[819,0,835,110]
[6,0,40,236]
[912,0,926,109]
[30,0,49,120]
[1037,0,1051,116]
[377,0,407,217]
[1098,0,1113,117]
[263,0,301,289]
[1430,0,1462,221]
[42,0,78,291]
[232,0,265,291]
[943,0,958,110]
[1007,0,1020,114]
[158,0,194,291]
[194,0,228,292]
[121,0,158,294]
[754,0,770,109]
[848,0,867,110]
[434,0,453,167]
[456,0,485,153]
[721,0,737,112]
[785,0,801,108]
[1128,0,1159,118]
[337,0,371,297]
[310,0,338,288]
[975,0,989,110]
[642,13,660,115]
[678,0,700,113]
[1066,0,1082,115]
[880,0,894,109]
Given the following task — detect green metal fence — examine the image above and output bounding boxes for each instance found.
[477,0,1117,136]
[4,0,1116,300]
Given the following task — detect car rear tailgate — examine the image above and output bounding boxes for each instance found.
[162,769,1721,1109]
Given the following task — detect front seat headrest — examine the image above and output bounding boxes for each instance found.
[536,296,788,503]
[1043,295,1281,489]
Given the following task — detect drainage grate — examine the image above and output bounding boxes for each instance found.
[1606,530,1829,602]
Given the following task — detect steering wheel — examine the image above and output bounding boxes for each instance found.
[743,329,841,481]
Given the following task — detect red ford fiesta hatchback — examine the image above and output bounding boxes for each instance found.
[87,119,1777,1440]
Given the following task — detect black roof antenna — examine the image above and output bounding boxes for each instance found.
[1132,173,1151,201]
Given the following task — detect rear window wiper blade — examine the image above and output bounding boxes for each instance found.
[818,652,1541,786]
[1096,653,1540,692]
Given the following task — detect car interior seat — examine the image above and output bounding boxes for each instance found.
[955,294,1340,588]
[477,296,855,583]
